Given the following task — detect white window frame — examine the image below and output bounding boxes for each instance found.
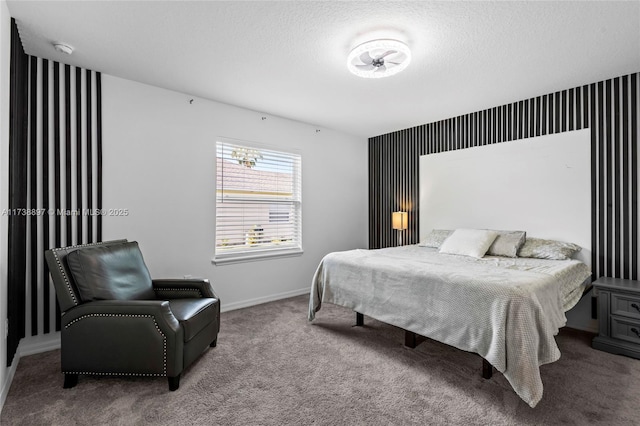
[213,137,303,265]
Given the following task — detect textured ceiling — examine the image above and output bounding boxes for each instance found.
[7,1,640,138]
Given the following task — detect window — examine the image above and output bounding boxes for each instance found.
[214,139,302,263]
[269,204,290,223]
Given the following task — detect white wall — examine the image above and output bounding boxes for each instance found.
[0,0,12,409]
[419,130,592,266]
[101,75,368,310]
[419,129,596,332]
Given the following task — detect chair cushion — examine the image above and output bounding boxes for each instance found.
[169,298,217,342]
[66,241,156,302]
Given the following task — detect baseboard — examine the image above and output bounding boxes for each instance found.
[0,332,62,415]
[6,290,310,355]
[0,355,19,416]
[18,332,61,356]
[565,324,598,334]
[220,288,309,313]
[0,291,308,415]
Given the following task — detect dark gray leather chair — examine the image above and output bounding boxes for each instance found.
[45,239,220,391]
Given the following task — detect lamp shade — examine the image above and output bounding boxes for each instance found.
[392,211,408,230]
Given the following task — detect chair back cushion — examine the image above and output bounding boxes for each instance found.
[66,241,156,302]
[45,240,128,312]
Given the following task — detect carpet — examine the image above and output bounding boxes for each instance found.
[2,295,639,425]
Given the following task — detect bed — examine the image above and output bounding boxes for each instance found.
[308,130,592,407]
[308,244,591,408]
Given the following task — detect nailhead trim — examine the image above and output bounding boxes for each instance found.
[51,242,110,307]
[63,371,165,378]
[65,313,167,375]
[51,249,78,306]
[155,288,203,297]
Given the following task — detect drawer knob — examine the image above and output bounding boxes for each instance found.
[632,303,640,313]
[632,328,640,338]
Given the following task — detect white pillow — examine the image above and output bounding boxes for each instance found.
[439,229,498,258]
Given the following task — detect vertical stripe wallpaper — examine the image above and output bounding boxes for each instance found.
[7,18,29,367]
[7,17,103,366]
[369,73,639,282]
[24,57,103,337]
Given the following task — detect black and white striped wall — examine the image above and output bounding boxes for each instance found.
[8,18,102,365]
[369,73,639,282]
[24,57,103,336]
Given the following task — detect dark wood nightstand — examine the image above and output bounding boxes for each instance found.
[592,277,640,359]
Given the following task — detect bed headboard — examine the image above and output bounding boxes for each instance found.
[419,129,591,267]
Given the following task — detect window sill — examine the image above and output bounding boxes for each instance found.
[212,248,304,265]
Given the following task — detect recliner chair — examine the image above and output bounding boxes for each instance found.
[45,239,220,391]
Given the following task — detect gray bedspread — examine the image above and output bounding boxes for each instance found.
[308,245,591,408]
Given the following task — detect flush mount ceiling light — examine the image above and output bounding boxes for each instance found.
[53,43,73,55]
[347,39,411,79]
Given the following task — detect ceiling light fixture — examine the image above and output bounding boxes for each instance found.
[347,39,411,79]
[53,43,73,55]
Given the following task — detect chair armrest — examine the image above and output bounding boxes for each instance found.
[61,300,181,335]
[152,278,218,299]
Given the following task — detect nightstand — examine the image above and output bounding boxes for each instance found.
[592,277,640,359]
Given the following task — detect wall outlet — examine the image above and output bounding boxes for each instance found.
[183,274,193,279]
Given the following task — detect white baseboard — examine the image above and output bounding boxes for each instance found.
[0,355,19,416]
[0,291,309,415]
[18,332,61,356]
[1,333,62,415]
[5,289,310,359]
[221,288,309,313]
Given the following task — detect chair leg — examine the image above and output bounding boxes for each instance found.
[63,373,78,389]
[168,374,181,391]
[210,338,217,348]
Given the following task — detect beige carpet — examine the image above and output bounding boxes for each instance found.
[2,294,640,425]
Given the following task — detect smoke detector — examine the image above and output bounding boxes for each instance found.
[53,43,73,55]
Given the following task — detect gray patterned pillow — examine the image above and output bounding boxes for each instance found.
[486,230,526,258]
[517,237,582,260]
[418,229,453,248]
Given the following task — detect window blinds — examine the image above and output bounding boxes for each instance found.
[215,140,302,261]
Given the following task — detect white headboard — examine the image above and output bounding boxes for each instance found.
[419,129,591,267]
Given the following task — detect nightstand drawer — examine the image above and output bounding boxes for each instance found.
[611,293,640,319]
[611,316,640,344]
